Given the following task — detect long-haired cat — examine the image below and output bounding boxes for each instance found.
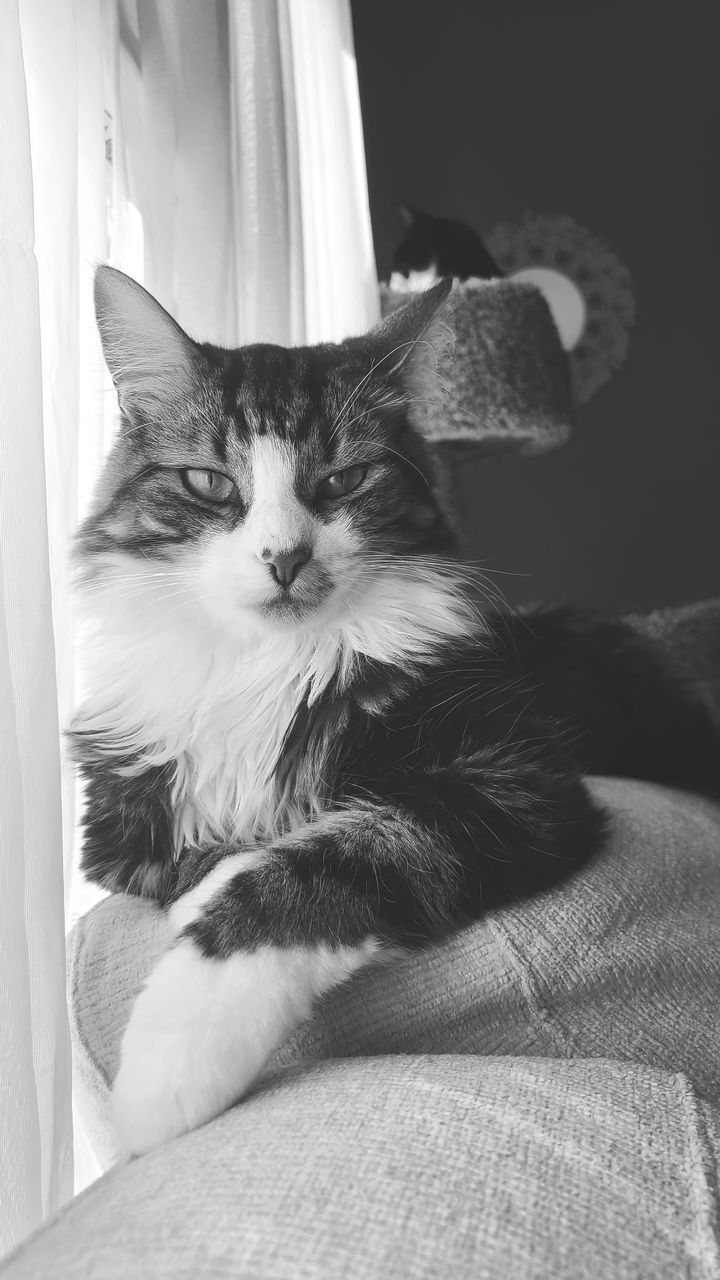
[72,268,718,1157]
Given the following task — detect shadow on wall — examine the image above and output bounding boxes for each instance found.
[351,0,720,612]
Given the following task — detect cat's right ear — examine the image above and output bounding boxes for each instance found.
[365,278,454,428]
[94,266,199,418]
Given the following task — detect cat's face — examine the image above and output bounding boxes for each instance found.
[76,269,455,641]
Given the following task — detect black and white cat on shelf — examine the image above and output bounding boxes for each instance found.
[71,267,718,1158]
[391,204,503,285]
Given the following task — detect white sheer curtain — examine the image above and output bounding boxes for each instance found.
[1,0,376,1254]
[0,0,74,1253]
[120,0,378,346]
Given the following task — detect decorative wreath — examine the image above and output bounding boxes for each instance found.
[486,213,636,403]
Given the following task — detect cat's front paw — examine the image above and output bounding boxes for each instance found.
[112,939,273,1158]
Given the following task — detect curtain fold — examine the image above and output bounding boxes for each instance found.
[119,0,378,346]
[230,0,297,343]
[285,0,379,342]
[19,0,81,913]
[129,0,238,342]
[1,0,376,1250]
[0,0,73,1253]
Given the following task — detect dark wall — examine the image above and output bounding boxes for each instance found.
[351,0,719,612]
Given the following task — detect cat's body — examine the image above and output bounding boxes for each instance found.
[73,269,718,1158]
[391,205,502,281]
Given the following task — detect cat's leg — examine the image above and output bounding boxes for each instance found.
[111,837,385,1158]
[73,753,178,901]
[112,848,379,1156]
[113,757,603,1157]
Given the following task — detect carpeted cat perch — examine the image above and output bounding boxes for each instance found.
[380,277,574,458]
[383,279,720,713]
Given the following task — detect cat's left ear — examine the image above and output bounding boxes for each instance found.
[368,277,453,405]
[94,266,201,419]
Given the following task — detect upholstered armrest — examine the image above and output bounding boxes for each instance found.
[6,1055,720,1280]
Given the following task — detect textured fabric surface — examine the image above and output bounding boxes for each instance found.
[628,599,720,722]
[4,1056,720,1279]
[380,279,573,452]
[69,776,720,1167]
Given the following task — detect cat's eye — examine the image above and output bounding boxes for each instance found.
[180,468,236,504]
[316,465,367,501]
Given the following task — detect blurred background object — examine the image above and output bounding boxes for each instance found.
[351,0,720,612]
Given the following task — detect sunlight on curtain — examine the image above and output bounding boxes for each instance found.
[20,0,82,919]
[1,0,377,1243]
[0,0,73,1253]
[285,0,379,342]
[229,0,380,343]
[118,0,378,346]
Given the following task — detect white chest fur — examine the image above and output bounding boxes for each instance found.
[76,606,345,851]
[168,635,336,848]
[74,557,478,853]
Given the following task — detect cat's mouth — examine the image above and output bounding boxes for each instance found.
[259,571,335,624]
[262,593,316,620]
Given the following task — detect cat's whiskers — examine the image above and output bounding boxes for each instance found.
[327,337,440,447]
[74,583,196,616]
[326,355,389,445]
[77,568,192,590]
[130,589,201,620]
[350,438,432,489]
[364,553,514,618]
[328,405,374,439]
[360,554,491,627]
[330,392,434,438]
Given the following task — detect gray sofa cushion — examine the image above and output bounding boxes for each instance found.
[3,1056,720,1279]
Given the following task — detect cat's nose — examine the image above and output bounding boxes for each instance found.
[263,545,311,588]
